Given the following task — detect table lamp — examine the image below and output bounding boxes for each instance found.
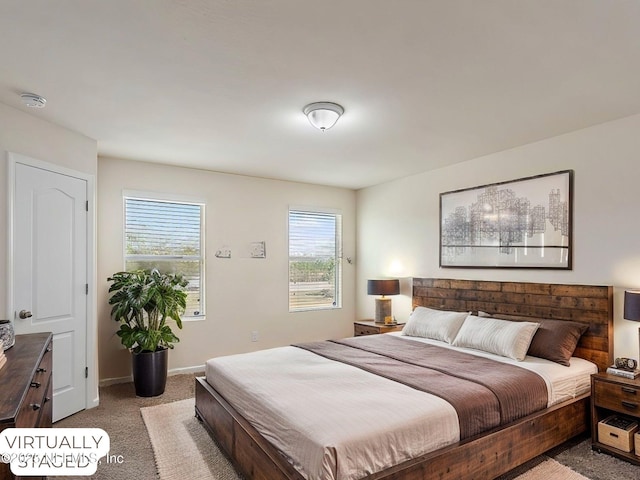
[623,290,640,363]
[367,279,400,324]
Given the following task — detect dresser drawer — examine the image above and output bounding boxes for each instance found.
[15,342,52,429]
[36,340,53,377]
[594,379,640,415]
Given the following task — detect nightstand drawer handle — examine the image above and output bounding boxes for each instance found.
[30,381,41,388]
[621,401,638,410]
[621,386,637,395]
[30,403,41,411]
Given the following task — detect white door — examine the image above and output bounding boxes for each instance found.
[11,161,87,421]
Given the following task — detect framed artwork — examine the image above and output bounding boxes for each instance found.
[440,170,573,269]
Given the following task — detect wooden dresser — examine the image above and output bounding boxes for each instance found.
[0,333,53,480]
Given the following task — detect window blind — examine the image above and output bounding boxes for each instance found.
[125,197,204,316]
[289,209,342,311]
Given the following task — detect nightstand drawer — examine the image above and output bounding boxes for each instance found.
[355,325,380,336]
[594,379,640,415]
[354,320,405,336]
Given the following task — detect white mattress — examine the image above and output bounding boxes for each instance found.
[205,334,596,480]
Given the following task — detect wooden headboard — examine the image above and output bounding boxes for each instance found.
[413,278,613,372]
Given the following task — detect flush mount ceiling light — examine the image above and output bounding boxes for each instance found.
[20,92,47,108]
[303,102,344,131]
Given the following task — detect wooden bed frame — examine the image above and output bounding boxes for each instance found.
[195,278,613,480]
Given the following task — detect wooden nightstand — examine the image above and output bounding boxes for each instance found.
[591,372,640,464]
[354,320,405,337]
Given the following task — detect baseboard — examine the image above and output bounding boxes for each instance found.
[168,364,205,376]
[99,374,133,387]
[99,364,205,387]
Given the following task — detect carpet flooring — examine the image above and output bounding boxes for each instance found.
[55,373,639,479]
[54,373,198,480]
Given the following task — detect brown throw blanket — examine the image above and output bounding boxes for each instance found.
[294,335,548,439]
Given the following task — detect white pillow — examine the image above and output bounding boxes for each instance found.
[452,315,539,361]
[402,307,469,343]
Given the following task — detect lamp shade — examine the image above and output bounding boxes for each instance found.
[367,279,400,296]
[624,290,640,321]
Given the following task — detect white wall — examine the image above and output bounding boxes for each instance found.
[98,157,356,381]
[357,113,640,360]
[0,102,97,318]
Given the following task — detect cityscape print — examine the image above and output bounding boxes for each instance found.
[440,171,572,268]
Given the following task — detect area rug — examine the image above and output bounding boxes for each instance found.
[511,459,589,480]
[141,398,588,480]
[141,398,241,480]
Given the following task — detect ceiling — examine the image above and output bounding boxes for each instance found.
[2,1,640,190]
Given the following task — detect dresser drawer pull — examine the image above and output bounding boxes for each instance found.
[621,401,638,410]
[621,386,637,395]
[30,403,41,411]
[36,367,47,373]
[46,347,52,353]
[44,397,51,403]
[30,381,41,388]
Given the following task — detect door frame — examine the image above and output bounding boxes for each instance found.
[6,152,98,412]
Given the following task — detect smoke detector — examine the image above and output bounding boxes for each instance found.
[20,93,47,108]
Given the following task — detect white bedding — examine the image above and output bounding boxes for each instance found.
[205,334,596,480]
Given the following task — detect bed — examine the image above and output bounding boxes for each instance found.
[195,278,613,480]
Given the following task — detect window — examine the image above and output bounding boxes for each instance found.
[288,208,342,311]
[124,195,205,317]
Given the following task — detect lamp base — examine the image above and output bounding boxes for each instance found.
[374,297,392,324]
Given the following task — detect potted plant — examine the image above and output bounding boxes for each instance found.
[107,269,188,397]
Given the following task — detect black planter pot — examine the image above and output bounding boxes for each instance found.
[132,347,168,397]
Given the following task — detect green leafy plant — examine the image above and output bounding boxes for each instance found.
[107,269,188,353]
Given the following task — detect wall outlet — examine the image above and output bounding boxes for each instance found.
[251,330,259,342]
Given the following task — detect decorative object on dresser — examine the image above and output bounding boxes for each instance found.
[108,269,188,397]
[439,170,573,269]
[591,372,640,465]
[623,290,640,363]
[354,320,404,336]
[0,332,53,480]
[367,278,400,323]
[0,320,15,350]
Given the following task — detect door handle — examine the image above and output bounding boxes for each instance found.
[19,310,32,319]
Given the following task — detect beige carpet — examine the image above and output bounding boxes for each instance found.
[141,398,590,480]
